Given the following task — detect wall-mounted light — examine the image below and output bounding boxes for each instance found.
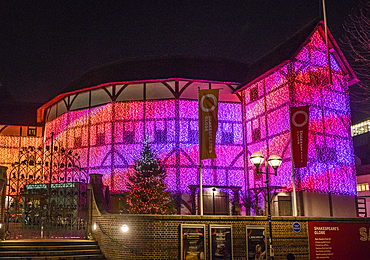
[93,223,97,230]
[121,224,129,232]
[0,223,2,229]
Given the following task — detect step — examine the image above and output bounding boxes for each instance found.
[0,240,97,246]
[0,249,103,257]
[0,244,100,251]
[0,255,106,260]
[0,240,106,260]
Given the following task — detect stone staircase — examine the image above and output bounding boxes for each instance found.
[0,239,106,259]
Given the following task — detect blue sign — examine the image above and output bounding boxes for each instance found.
[293,222,301,233]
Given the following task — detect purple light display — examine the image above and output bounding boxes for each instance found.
[244,30,356,196]
[45,99,245,194]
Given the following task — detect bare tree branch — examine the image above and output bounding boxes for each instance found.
[342,1,370,117]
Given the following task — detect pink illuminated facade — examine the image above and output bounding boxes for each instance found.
[42,82,245,198]
[1,21,359,216]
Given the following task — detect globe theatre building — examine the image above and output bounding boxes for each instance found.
[1,20,359,220]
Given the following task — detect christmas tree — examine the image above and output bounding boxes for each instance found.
[124,141,175,214]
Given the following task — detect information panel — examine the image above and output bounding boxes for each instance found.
[308,222,370,259]
[181,224,205,260]
[209,224,233,260]
[246,226,266,260]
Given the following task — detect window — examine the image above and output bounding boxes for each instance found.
[357,183,370,192]
[222,132,233,145]
[252,128,261,142]
[221,123,233,145]
[74,137,82,148]
[188,130,198,144]
[123,122,134,144]
[28,127,37,136]
[351,119,370,137]
[123,131,134,144]
[188,121,198,144]
[96,133,105,146]
[155,121,166,143]
[317,147,337,163]
[155,130,166,143]
[250,86,258,102]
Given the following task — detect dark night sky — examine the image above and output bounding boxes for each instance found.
[0,0,362,105]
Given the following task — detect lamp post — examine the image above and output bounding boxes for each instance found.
[250,152,282,260]
[212,187,216,215]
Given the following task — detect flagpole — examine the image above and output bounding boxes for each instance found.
[198,87,203,216]
[322,0,333,85]
[289,107,298,217]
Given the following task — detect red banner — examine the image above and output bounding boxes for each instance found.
[290,106,309,168]
[199,89,219,160]
[308,222,370,259]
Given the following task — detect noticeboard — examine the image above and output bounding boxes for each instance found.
[209,224,233,260]
[308,221,370,259]
[246,226,266,260]
[181,224,205,260]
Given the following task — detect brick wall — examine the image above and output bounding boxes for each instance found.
[91,214,313,260]
[88,174,370,260]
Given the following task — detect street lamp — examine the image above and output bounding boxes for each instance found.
[212,187,216,215]
[250,152,282,260]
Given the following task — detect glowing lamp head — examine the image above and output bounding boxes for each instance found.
[268,154,282,170]
[250,152,264,167]
[93,223,97,230]
[121,224,129,233]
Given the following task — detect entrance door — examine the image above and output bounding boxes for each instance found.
[203,189,229,215]
[278,196,292,216]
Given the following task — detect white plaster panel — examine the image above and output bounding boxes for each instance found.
[180,82,208,100]
[91,89,112,106]
[57,100,67,117]
[70,92,89,110]
[146,82,174,100]
[106,86,113,96]
[47,106,57,121]
[117,84,143,101]
[0,126,21,136]
[212,83,240,102]
[166,81,175,92]
[179,81,191,92]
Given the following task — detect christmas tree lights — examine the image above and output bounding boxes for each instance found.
[123,141,175,214]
